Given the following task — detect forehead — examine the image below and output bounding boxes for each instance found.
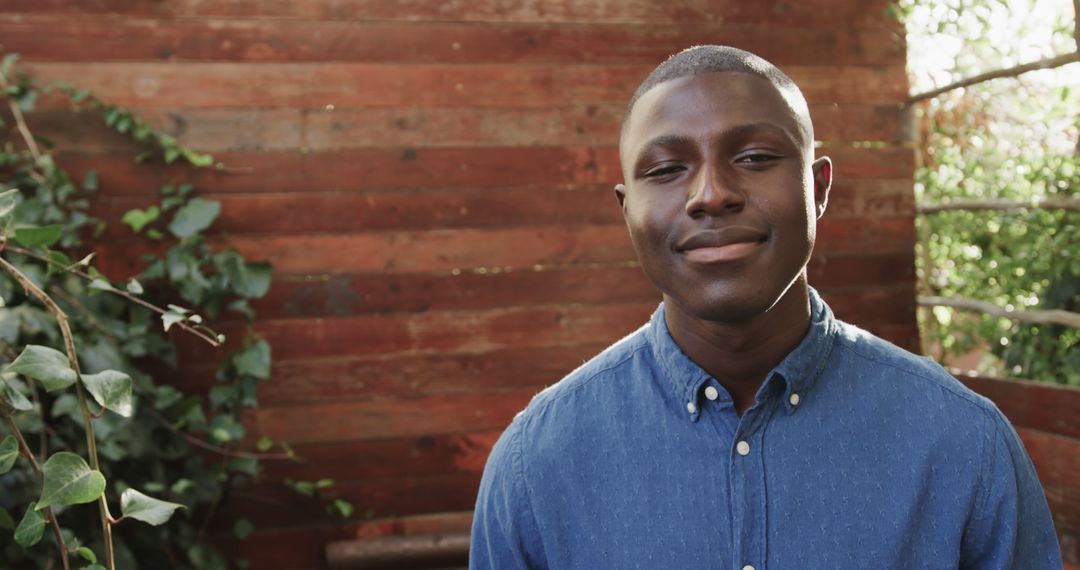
[621,72,810,157]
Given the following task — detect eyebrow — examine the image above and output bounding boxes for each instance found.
[634,121,804,162]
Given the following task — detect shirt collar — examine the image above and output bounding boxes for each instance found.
[646,287,838,420]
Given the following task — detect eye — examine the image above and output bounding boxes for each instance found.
[735,152,781,165]
[640,163,686,180]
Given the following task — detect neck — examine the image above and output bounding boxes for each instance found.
[664,280,812,414]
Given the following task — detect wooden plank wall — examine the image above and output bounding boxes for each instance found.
[0,1,916,567]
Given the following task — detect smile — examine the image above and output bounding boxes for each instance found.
[676,226,767,264]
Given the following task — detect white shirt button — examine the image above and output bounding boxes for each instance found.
[736,440,750,456]
[742,565,755,570]
[704,386,719,401]
[789,392,801,406]
[686,402,696,414]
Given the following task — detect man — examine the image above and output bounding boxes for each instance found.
[471,46,1061,569]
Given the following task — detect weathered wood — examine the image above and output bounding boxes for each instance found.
[959,376,1080,440]
[20,102,903,152]
[54,146,912,196]
[177,302,657,362]
[23,62,909,109]
[325,532,469,569]
[0,0,901,28]
[0,15,904,66]
[92,178,912,239]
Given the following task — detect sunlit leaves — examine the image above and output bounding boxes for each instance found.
[120,489,185,526]
[13,225,63,248]
[37,452,106,509]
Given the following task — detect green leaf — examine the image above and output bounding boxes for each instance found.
[0,506,14,530]
[13,225,63,248]
[77,546,98,563]
[233,340,271,379]
[8,345,77,392]
[88,278,114,293]
[82,170,98,192]
[120,488,185,526]
[0,377,33,411]
[121,206,160,233]
[14,503,44,547]
[233,518,255,539]
[225,258,272,299]
[256,436,273,452]
[81,370,133,417]
[126,279,144,294]
[0,435,18,474]
[168,198,220,238]
[1,53,18,77]
[0,188,19,219]
[161,312,185,332]
[332,498,355,518]
[37,452,106,509]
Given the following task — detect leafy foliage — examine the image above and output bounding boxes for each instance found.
[0,54,354,569]
[900,0,1080,383]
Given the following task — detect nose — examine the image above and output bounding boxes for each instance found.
[685,162,744,217]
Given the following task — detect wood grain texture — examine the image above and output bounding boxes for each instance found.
[959,376,1080,440]
[0,0,902,28]
[23,62,909,109]
[20,102,904,152]
[0,15,904,66]
[53,146,912,196]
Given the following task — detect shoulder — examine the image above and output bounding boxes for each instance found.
[829,320,1001,422]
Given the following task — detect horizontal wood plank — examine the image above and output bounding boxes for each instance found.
[92,178,912,238]
[24,62,909,109]
[959,376,1080,440]
[241,391,532,443]
[0,0,901,28]
[177,302,657,363]
[21,102,903,152]
[0,16,904,66]
[55,147,912,196]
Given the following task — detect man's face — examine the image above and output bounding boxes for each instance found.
[617,72,830,323]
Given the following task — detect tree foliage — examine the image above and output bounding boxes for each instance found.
[901,0,1080,384]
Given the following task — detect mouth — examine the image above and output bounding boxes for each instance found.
[676,227,767,264]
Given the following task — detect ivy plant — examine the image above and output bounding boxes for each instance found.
[0,53,351,569]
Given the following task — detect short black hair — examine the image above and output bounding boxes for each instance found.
[622,45,810,139]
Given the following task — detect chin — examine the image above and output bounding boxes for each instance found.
[667,275,806,324]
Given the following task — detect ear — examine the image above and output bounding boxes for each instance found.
[811,156,832,220]
[614,183,628,210]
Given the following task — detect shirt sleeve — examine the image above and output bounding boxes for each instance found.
[471,417,546,570]
[960,407,1062,569]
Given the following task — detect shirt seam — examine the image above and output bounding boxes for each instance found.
[530,342,651,410]
[512,415,547,566]
[837,340,995,412]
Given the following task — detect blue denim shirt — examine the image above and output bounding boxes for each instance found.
[471,289,1061,569]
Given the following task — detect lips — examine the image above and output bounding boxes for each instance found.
[676,226,767,263]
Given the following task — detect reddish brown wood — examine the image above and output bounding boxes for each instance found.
[21,103,902,153]
[177,302,657,363]
[24,62,908,109]
[0,0,901,29]
[0,16,903,66]
[54,145,912,197]
[92,179,911,241]
[959,376,1080,440]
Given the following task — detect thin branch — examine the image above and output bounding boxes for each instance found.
[2,414,71,570]
[919,295,1080,328]
[146,408,292,461]
[0,255,116,569]
[0,68,43,162]
[908,51,1080,104]
[8,246,222,347]
[918,197,1080,214]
